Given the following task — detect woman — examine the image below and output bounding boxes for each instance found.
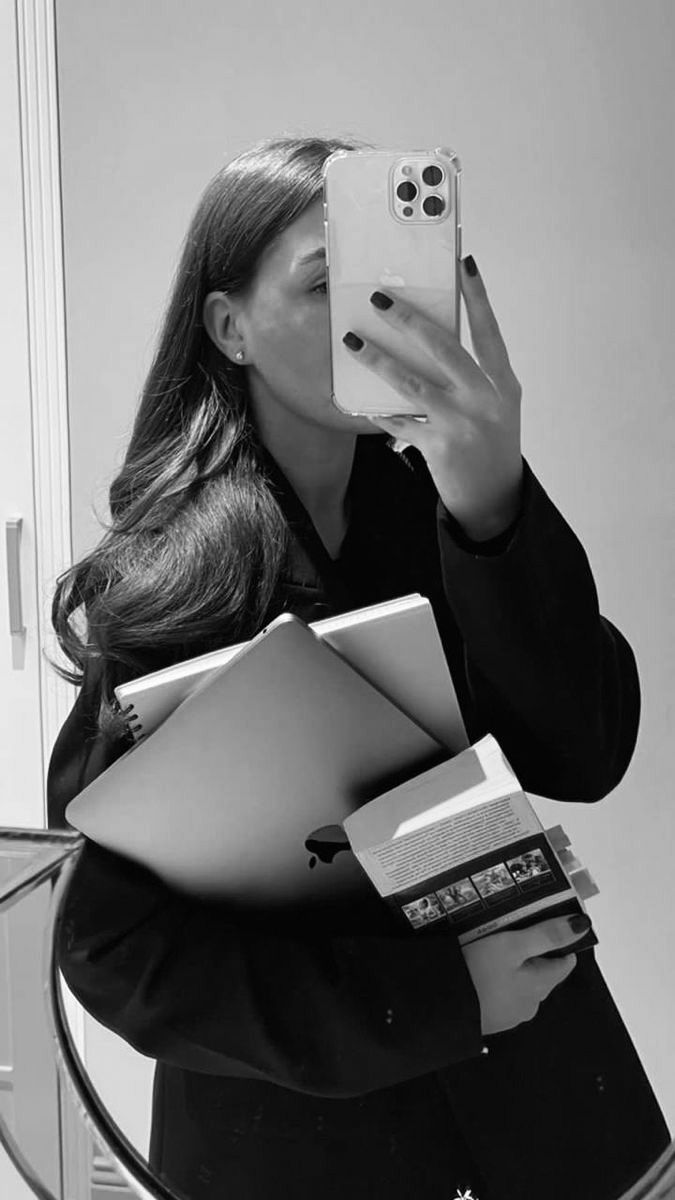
[48,136,669,1200]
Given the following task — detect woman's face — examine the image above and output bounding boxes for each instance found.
[208,200,376,439]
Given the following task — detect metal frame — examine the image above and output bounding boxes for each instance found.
[0,831,182,1200]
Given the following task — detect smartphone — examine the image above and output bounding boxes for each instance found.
[323,146,461,418]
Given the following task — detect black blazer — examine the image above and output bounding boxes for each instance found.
[48,436,668,1200]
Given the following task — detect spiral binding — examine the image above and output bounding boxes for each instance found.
[124,704,145,742]
[112,695,145,743]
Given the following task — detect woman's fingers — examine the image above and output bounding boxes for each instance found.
[459,257,520,399]
[364,290,479,389]
[355,274,520,406]
[341,331,446,415]
[513,914,592,961]
[341,261,522,429]
[524,953,578,1002]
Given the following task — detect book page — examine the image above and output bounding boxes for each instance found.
[353,791,541,897]
[344,735,520,849]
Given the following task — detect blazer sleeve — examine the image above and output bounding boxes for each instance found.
[48,671,484,1098]
[433,458,641,802]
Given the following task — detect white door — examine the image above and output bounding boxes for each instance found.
[0,0,63,1189]
[0,0,47,831]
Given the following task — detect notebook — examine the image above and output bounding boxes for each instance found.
[66,615,449,905]
[114,594,468,754]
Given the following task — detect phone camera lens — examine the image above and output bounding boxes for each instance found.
[422,165,444,187]
[396,181,417,202]
[422,194,445,217]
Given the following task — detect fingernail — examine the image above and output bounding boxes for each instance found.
[343,332,364,351]
[568,914,592,934]
[370,291,394,310]
[463,255,477,277]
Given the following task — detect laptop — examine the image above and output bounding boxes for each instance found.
[66,615,448,907]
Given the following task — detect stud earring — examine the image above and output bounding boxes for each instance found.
[235,350,245,363]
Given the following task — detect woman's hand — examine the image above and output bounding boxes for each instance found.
[343,256,524,541]
[461,914,590,1036]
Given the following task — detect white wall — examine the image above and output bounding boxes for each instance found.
[55,0,675,1152]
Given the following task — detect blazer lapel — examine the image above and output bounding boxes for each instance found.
[259,444,354,617]
[259,434,441,623]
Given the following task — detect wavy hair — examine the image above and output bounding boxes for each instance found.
[50,134,366,739]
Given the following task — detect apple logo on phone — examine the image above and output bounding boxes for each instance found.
[379,269,406,289]
[305,825,351,870]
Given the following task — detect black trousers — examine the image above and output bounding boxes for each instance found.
[149,1067,492,1200]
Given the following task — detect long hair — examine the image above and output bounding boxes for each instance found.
[50,134,367,739]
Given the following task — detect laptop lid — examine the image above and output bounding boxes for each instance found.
[66,615,447,906]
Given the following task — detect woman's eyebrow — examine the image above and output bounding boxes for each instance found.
[295,247,326,268]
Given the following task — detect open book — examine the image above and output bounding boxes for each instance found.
[330,734,599,949]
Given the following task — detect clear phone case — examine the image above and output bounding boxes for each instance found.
[323,146,461,417]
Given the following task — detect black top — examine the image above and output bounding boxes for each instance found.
[48,436,668,1200]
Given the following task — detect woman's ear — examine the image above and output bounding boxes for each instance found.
[202,291,247,365]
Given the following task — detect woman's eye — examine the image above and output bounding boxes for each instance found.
[312,281,327,295]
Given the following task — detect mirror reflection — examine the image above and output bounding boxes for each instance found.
[49,140,669,1200]
[5,3,674,1200]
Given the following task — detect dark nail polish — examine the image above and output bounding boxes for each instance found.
[343,332,364,351]
[568,914,592,934]
[463,255,478,277]
[370,291,393,310]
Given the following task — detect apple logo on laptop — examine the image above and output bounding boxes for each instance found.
[305,825,351,869]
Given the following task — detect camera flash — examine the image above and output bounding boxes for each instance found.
[401,165,413,176]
